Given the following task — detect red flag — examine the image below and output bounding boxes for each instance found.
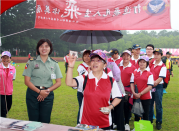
[1,0,27,15]
[35,0,171,30]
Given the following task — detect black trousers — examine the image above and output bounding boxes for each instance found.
[134,99,151,121]
[111,97,125,131]
[65,62,68,73]
[1,95,12,117]
[77,91,83,124]
[124,96,132,124]
[26,87,54,123]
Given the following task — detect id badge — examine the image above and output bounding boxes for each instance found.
[34,64,39,69]
[51,74,56,79]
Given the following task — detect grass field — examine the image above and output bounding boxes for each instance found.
[7,62,179,131]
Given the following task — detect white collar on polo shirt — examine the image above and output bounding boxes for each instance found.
[88,71,108,85]
[119,60,132,68]
[2,63,10,69]
[137,67,149,72]
[82,62,89,67]
[151,55,154,59]
[131,55,140,60]
[153,60,163,66]
[111,56,120,61]
[88,71,107,79]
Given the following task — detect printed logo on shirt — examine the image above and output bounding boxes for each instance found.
[80,70,85,75]
[10,71,13,74]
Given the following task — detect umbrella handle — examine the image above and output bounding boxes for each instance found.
[91,32,93,50]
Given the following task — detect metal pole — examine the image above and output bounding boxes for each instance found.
[91,32,93,50]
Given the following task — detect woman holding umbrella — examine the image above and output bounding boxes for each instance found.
[130,56,154,130]
[66,50,122,130]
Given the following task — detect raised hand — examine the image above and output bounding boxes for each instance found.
[68,53,77,68]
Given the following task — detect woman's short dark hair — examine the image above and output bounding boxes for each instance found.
[138,59,149,68]
[36,39,53,55]
[82,50,91,62]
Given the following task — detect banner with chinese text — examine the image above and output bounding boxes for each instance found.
[34,0,171,30]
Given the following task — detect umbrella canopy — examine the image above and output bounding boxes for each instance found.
[1,0,26,15]
[60,30,123,49]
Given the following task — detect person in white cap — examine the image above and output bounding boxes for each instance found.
[0,51,16,117]
[119,50,136,131]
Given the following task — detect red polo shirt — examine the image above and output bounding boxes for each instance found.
[130,69,154,100]
[74,71,122,128]
[150,61,166,84]
[108,56,122,66]
[130,55,140,69]
[77,62,89,75]
[119,61,136,87]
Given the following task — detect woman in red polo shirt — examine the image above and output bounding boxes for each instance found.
[118,50,136,131]
[77,50,91,75]
[130,56,154,124]
[66,50,122,130]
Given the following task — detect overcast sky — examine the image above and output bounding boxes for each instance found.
[128,0,179,33]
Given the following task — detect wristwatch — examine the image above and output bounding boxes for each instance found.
[47,89,50,93]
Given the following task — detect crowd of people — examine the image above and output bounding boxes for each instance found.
[0,38,176,131]
[70,44,174,131]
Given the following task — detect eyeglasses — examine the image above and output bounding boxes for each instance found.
[91,59,105,63]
